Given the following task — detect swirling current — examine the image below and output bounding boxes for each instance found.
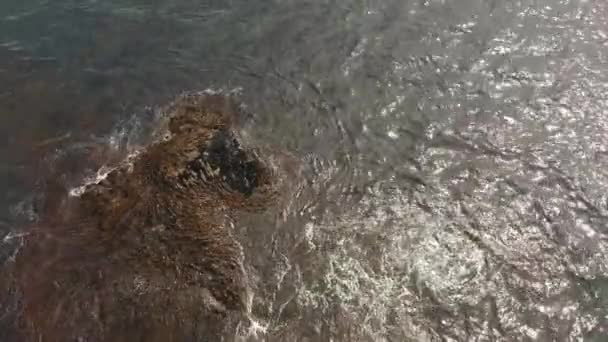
[1,0,608,340]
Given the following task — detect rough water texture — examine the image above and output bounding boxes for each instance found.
[2,93,297,341]
[2,0,608,341]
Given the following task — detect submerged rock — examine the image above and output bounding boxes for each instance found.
[3,92,295,342]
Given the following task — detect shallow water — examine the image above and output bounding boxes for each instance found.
[2,0,608,340]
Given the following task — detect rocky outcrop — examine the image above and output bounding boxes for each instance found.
[4,93,292,341]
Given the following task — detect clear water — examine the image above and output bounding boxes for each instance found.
[1,0,608,340]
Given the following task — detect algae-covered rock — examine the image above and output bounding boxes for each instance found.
[4,92,294,342]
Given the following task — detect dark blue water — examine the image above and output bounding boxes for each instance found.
[2,0,608,340]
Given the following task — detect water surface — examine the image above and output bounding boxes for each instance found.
[1,0,608,340]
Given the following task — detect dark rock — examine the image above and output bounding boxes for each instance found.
[2,92,294,342]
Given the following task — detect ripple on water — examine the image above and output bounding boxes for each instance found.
[1,0,608,340]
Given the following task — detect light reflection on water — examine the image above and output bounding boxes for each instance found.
[1,0,608,340]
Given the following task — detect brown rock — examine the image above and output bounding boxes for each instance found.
[3,92,292,342]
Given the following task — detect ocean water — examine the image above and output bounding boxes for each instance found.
[1,0,608,340]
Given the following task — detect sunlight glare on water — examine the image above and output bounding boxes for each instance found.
[1,0,608,340]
